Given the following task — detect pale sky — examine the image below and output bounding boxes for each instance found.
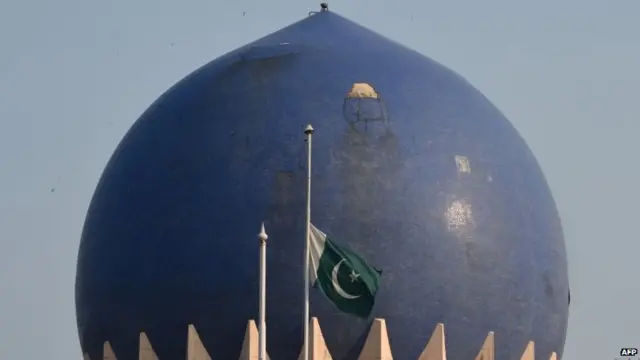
[1,0,638,359]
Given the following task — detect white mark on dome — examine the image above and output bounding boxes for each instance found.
[346,83,379,99]
[455,155,471,174]
[445,199,475,234]
[487,174,493,182]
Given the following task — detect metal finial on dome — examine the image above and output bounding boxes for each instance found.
[320,2,328,11]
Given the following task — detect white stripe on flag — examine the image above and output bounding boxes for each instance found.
[308,223,327,285]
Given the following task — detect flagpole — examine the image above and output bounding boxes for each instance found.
[258,222,268,360]
[303,124,314,360]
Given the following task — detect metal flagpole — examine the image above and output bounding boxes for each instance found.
[258,222,268,360]
[303,124,315,360]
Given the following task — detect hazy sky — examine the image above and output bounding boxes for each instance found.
[1,0,638,359]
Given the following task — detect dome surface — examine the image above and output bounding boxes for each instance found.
[75,10,569,360]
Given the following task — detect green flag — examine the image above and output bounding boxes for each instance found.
[308,223,382,318]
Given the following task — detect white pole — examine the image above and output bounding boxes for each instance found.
[303,124,314,360]
[258,222,268,360]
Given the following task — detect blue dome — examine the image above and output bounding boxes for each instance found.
[75,10,569,360]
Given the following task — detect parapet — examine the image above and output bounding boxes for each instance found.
[82,317,559,359]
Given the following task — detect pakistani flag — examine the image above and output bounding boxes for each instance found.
[308,223,382,318]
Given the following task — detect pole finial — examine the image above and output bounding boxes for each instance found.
[304,124,315,135]
[258,222,268,242]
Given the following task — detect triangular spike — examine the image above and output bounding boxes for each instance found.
[239,320,271,360]
[239,320,258,360]
[103,341,117,360]
[187,324,212,360]
[297,317,333,360]
[357,318,392,360]
[417,323,446,360]
[474,332,494,360]
[139,332,158,360]
[548,352,557,360]
[520,341,534,360]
